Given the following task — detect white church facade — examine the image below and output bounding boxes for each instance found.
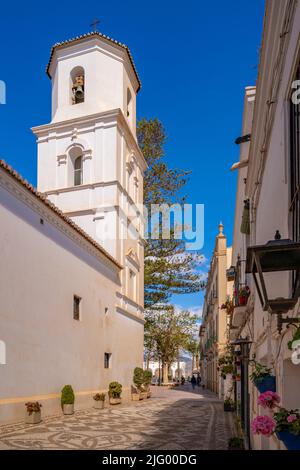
[0,32,146,424]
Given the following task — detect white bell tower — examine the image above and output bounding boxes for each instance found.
[32,32,146,312]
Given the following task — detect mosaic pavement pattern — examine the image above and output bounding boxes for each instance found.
[0,386,234,450]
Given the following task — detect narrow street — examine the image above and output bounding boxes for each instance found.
[0,385,233,450]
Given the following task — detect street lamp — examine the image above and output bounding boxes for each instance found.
[246,231,300,331]
[231,337,252,450]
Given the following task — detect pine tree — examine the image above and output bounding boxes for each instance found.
[137,118,204,308]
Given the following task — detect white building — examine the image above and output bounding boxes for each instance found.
[0,31,145,424]
[199,224,233,398]
[230,0,300,450]
[145,360,187,381]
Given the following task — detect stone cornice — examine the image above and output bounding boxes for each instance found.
[31,108,147,173]
[116,305,145,325]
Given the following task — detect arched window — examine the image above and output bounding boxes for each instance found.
[70,66,85,105]
[127,88,132,117]
[74,156,83,186]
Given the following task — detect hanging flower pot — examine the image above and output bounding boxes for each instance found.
[254,376,276,393]
[238,286,250,306]
[274,409,300,450]
[250,362,276,393]
[238,295,248,306]
[276,431,300,450]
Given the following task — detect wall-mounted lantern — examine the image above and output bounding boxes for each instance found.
[246,231,300,331]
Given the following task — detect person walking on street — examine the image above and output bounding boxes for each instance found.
[191,375,196,390]
[197,374,201,387]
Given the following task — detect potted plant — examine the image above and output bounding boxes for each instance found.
[93,392,106,409]
[25,402,42,424]
[220,363,234,379]
[228,437,244,450]
[274,408,300,450]
[108,381,122,405]
[251,392,300,450]
[250,361,276,393]
[61,385,75,415]
[238,286,250,306]
[288,325,300,350]
[143,370,153,398]
[224,397,235,412]
[132,367,143,400]
[221,297,234,315]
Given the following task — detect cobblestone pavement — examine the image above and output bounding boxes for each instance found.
[0,385,234,450]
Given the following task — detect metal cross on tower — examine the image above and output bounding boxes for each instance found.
[90,18,100,32]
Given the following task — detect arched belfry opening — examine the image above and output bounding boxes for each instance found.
[70,66,85,104]
[68,146,83,186]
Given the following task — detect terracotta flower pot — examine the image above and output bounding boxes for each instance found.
[25,411,41,424]
[140,391,148,400]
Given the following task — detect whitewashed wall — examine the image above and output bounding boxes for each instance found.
[0,170,144,424]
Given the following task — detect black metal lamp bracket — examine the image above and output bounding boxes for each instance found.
[277,313,300,334]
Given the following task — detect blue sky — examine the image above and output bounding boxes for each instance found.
[0,0,265,315]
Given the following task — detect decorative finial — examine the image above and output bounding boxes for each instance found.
[219,222,224,234]
[274,230,281,240]
[90,18,100,32]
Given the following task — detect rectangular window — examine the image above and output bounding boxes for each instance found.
[73,295,81,320]
[104,353,111,369]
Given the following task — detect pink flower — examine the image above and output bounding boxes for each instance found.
[287,414,297,423]
[257,391,280,409]
[251,415,276,437]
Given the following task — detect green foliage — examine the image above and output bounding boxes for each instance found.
[185,338,200,356]
[93,393,106,402]
[137,118,203,309]
[108,381,122,398]
[224,397,235,406]
[61,385,75,407]
[143,370,153,387]
[274,408,300,436]
[228,437,244,449]
[221,363,235,379]
[288,325,300,350]
[61,386,75,406]
[145,306,198,367]
[249,361,272,384]
[133,367,144,391]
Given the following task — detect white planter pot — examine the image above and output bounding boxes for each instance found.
[25,411,41,424]
[63,404,74,415]
[132,393,140,401]
[109,397,121,405]
[93,400,105,409]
